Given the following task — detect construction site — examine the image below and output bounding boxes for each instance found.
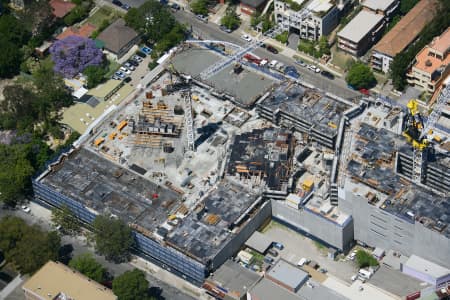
[31,40,450,290]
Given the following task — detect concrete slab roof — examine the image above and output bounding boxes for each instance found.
[405,255,450,279]
[245,231,273,253]
[266,260,309,290]
[338,10,384,43]
[249,278,303,300]
[362,0,397,12]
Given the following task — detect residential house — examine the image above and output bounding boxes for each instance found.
[49,0,76,18]
[371,0,438,73]
[406,27,450,94]
[97,19,139,60]
[56,23,97,40]
[22,261,117,300]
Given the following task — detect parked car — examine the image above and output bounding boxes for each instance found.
[268,59,278,68]
[141,46,152,55]
[264,44,278,54]
[295,59,307,67]
[273,242,284,250]
[267,248,278,257]
[319,268,327,273]
[297,257,310,266]
[307,64,316,71]
[359,88,370,96]
[21,205,31,213]
[351,275,358,281]
[275,62,285,72]
[170,3,180,10]
[196,14,208,23]
[114,71,126,79]
[122,3,130,10]
[123,62,135,71]
[264,256,274,264]
[219,25,232,33]
[347,250,357,261]
[128,60,139,67]
[112,0,123,6]
[241,34,252,42]
[120,67,132,75]
[124,77,132,83]
[133,55,143,62]
[320,70,335,79]
[135,51,146,58]
[112,75,121,80]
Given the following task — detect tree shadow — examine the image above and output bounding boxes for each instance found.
[58,243,74,265]
[148,286,165,300]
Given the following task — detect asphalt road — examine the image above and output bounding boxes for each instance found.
[171,9,360,100]
[0,206,194,300]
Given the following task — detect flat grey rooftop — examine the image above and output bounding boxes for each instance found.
[362,0,397,11]
[245,231,273,254]
[209,260,261,297]
[249,278,303,300]
[266,260,309,290]
[166,180,262,263]
[39,148,181,232]
[338,10,384,43]
[296,279,349,300]
[171,48,276,107]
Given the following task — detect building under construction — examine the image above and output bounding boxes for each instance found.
[226,128,296,199]
[338,102,450,269]
[32,147,270,285]
[257,83,351,149]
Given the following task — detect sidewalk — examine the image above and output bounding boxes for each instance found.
[130,257,214,300]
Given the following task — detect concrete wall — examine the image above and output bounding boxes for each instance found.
[340,190,450,268]
[271,200,353,251]
[212,201,272,271]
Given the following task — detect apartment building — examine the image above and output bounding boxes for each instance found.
[371,0,438,73]
[22,261,117,300]
[274,0,348,41]
[337,10,385,56]
[361,0,399,19]
[406,27,450,94]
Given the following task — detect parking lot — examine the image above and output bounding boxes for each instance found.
[261,221,358,283]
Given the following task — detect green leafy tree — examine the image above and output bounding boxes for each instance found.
[63,2,91,26]
[275,31,289,44]
[83,65,108,88]
[51,205,82,235]
[153,23,186,56]
[261,15,273,33]
[318,35,330,56]
[112,269,151,300]
[346,62,376,89]
[190,0,208,16]
[400,0,419,14]
[0,216,61,274]
[69,253,107,282]
[0,144,34,206]
[92,215,134,263]
[125,0,176,43]
[220,6,240,29]
[250,12,261,27]
[356,250,379,268]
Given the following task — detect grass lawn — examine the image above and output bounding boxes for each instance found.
[104,60,120,78]
[330,45,354,71]
[87,6,122,28]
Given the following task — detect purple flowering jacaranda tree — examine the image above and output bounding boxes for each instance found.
[50,36,103,78]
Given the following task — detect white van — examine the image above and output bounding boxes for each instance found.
[358,269,372,280]
[297,257,310,267]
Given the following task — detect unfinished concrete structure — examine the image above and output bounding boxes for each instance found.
[226,127,296,199]
[33,147,270,284]
[338,102,450,269]
[257,83,351,149]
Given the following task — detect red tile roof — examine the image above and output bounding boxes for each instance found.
[56,23,97,40]
[50,0,76,18]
